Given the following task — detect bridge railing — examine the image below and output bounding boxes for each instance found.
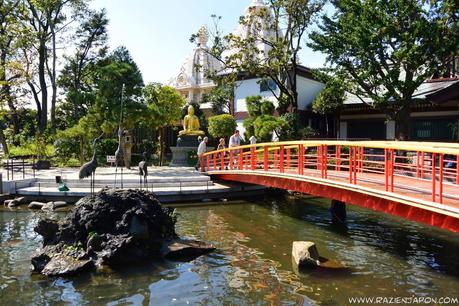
[202,141,459,205]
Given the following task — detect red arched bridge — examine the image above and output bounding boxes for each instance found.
[201,141,459,233]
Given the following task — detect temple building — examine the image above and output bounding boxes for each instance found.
[168,26,222,113]
[339,77,459,141]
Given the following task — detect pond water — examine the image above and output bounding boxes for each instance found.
[0,195,458,305]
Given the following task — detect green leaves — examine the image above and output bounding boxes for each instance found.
[143,83,186,130]
[309,0,458,138]
[208,114,237,139]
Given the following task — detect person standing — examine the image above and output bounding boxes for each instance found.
[217,138,226,151]
[229,130,242,148]
[217,138,227,170]
[195,137,208,171]
[229,130,242,167]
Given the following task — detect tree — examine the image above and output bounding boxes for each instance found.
[24,0,88,131]
[0,0,27,151]
[312,72,347,137]
[58,9,108,127]
[86,46,145,134]
[208,114,237,139]
[223,0,324,114]
[309,0,458,140]
[143,83,186,165]
[243,95,287,142]
[202,83,233,115]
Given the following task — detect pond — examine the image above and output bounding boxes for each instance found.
[0,195,458,305]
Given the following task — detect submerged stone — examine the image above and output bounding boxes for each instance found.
[161,239,216,261]
[292,241,321,268]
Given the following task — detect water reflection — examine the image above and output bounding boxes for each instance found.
[0,195,458,305]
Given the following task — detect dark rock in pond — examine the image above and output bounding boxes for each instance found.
[42,254,93,277]
[161,239,216,261]
[31,188,214,277]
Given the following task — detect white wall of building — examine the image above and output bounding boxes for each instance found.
[296,76,325,111]
[234,78,279,113]
[234,76,324,113]
[236,120,246,140]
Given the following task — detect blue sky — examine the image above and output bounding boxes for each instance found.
[90,0,328,84]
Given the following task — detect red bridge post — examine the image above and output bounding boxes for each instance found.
[432,153,436,202]
[280,145,285,173]
[264,146,268,171]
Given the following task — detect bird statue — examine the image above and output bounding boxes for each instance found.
[138,152,148,190]
[79,134,103,194]
[114,126,124,189]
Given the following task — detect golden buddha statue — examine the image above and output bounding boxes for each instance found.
[179,105,205,136]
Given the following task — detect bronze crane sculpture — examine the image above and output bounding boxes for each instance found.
[114,84,125,189]
[114,126,124,189]
[79,134,103,194]
[138,152,148,190]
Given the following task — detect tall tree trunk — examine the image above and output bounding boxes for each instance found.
[6,92,20,136]
[159,127,165,166]
[49,24,57,130]
[395,104,411,140]
[38,39,48,132]
[0,127,8,156]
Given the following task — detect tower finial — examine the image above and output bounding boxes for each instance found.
[197,26,209,47]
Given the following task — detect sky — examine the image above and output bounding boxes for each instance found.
[90,0,328,84]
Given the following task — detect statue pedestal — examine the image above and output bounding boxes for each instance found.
[170,147,196,167]
[170,146,214,167]
[177,135,201,148]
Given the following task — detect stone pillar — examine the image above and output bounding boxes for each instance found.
[330,199,346,223]
[339,121,347,139]
[123,130,133,169]
[386,120,396,140]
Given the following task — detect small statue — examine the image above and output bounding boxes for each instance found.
[179,105,205,136]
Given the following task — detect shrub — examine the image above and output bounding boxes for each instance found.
[208,114,237,139]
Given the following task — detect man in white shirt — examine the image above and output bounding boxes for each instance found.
[195,137,208,171]
[229,130,242,148]
[229,130,242,167]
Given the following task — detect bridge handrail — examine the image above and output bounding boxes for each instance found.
[203,140,459,157]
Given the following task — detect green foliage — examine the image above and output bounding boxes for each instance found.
[312,74,347,115]
[208,114,237,139]
[143,83,186,129]
[245,96,263,117]
[309,0,458,139]
[298,127,319,139]
[90,47,145,133]
[8,141,54,158]
[187,150,198,167]
[243,96,287,141]
[253,115,287,142]
[57,9,109,128]
[202,84,233,115]
[97,139,118,165]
